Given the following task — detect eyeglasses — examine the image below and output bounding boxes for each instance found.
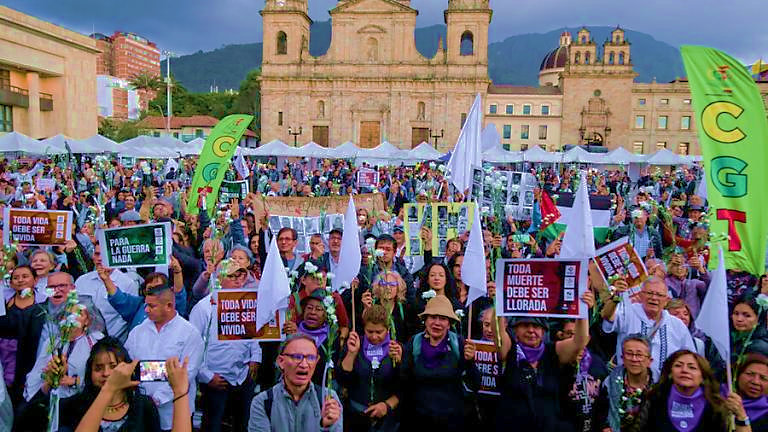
[225,271,247,279]
[377,280,399,287]
[282,353,319,363]
[304,304,326,313]
[623,352,649,360]
[642,291,667,298]
[47,283,71,291]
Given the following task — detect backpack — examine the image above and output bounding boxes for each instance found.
[263,382,324,422]
[412,331,460,360]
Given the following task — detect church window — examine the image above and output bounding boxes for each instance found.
[609,52,615,65]
[619,52,625,65]
[460,31,474,56]
[276,31,287,55]
[585,52,591,64]
[575,52,581,64]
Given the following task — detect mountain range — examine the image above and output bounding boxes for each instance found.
[164,21,686,93]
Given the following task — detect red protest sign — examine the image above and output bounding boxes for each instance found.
[495,258,588,319]
[471,339,501,396]
[594,237,648,292]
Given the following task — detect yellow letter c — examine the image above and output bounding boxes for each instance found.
[702,101,745,143]
[212,136,235,157]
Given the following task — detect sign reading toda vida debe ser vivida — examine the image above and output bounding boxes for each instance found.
[216,290,284,342]
[96,222,172,269]
[3,208,72,246]
[495,258,589,319]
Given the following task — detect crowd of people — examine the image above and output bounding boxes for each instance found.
[0,153,766,432]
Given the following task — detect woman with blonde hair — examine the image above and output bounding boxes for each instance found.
[29,249,58,294]
[362,271,418,343]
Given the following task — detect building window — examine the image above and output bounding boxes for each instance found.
[522,105,531,115]
[461,113,467,128]
[520,144,529,151]
[681,116,691,130]
[683,99,691,105]
[541,105,550,115]
[635,115,645,129]
[574,52,581,64]
[503,125,512,139]
[656,141,667,150]
[195,129,204,138]
[521,125,530,140]
[679,142,690,155]
[502,143,510,151]
[276,31,288,55]
[633,141,643,154]
[660,98,669,105]
[658,115,668,129]
[505,105,513,115]
[618,52,625,64]
[278,111,283,126]
[460,31,474,56]
[609,52,615,64]
[585,52,590,64]
[0,105,12,132]
[538,125,548,140]
[638,98,646,106]
[489,104,497,114]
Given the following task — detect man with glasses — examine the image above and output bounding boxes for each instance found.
[125,280,203,431]
[602,276,695,376]
[322,228,343,275]
[75,244,140,343]
[248,334,342,431]
[190,259,260,432]
[277,227,304,273]
[594,334,656,431]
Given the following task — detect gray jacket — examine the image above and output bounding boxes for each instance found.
[248,380,343,432]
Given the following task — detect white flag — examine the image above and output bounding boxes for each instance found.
[234,147,249,179]
[695,247,730,364]
[560,171,595,259]
[463,202,487,306]
[447,94,483,194]
[255,236,291,331]
[334,196,362,293]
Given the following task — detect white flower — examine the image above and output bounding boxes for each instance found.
[484,176,492,184]
[455,309,465,318]
[493,180,504,190]
[323,296,335,307]
[429,162,436,170]
[326,272,335,280]
[319,176,327,183]
[631,209,644,219]
[371,357,381,370]
[422,289,437,300]
[330,315,338,325]
[290,270,299,278]
[45,288,55,298]
[304,262,318,274]
[504,205,515,216]
[20,288,32,298]
[374,249,385,258]
[365,238,376,249]
[341,281,350,290]
[65,313,81,327]
[437,165,446,173]
[481,206,490,215]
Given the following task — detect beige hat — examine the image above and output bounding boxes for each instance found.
[217,258,248,276]
[418,295,460,322]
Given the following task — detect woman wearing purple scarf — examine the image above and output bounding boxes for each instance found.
[630,350,734,432]
[728,354,768,431]
[337,305,402,432]
[399,295,478,432]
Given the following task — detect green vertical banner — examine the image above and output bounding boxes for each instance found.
[186,114,254,216]
[681,46,768,275]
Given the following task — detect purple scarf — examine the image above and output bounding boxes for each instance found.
[516,342,545,365]
[576,349,593,381]
[667,386,706,432]
[298,321,329,347]
[361,334,390,364]
[421,335,450,369]
[744,395,768,422]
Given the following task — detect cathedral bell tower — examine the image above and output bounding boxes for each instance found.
[260,0,311,65]
[444,0,492,65]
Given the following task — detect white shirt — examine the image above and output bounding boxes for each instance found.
[603,297,696,377]
[24,331,104,401]
[189,293,261,386]
[75,270,139,343]
[125,313,203,431]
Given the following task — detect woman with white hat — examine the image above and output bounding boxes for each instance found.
[399,295,478,432]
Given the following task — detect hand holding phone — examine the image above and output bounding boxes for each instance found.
[139,360,168,382]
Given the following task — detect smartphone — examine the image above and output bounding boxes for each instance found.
[139,360,168,382]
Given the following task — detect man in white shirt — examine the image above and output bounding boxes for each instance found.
[75,244,140,343]
[190,259,260,432]
[125,284,203,431]
[602,276,695,378]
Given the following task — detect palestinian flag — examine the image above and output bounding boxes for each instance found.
[539,190,561,232]
[541,192,613,244]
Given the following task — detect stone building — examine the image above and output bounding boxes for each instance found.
[0,5,99,139]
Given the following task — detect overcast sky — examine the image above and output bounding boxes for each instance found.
[5,0,766,62]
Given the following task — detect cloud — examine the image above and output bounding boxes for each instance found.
[2,0,764,61]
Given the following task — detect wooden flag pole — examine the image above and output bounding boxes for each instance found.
[467,303,473,340]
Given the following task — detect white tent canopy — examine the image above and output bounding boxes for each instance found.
[643,148,688,165]
[38,135,70,155]
[407,142,444,162]
[332,141,363,159]
[0,132,46,154]
[298,142,335,159]
[249,139,296,157]
[483,145,522,163]
[605,146,644,165]
[562,146,604,164]
[72,134,120,154]
[521,145,561,163]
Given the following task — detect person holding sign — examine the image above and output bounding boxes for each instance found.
[337,305,402,432]
[399,295,478,432]
[189,259,260,432]
[494,292,592,432]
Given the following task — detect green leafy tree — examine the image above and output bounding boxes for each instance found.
[236,68,261,138]
[128,73,163,92]
[98,118,146,143]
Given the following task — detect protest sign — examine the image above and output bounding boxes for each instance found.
[2,208,72,246]
[253,193,386,219]
[495,258,588,319]
[471,339,501,396]
[97,222,172,269]
[216,290,284,342]
[594,237,648,290]
[403,202,475,256]
[218,180,250,204]
[35,178,56,192]
[356,168,380,189]
[267,213,342,255]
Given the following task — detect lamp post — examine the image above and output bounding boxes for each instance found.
[162,50,175,135]
[429,128,444,149]
[288,126,303,147]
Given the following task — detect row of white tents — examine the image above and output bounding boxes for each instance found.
[0,131,700,166]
